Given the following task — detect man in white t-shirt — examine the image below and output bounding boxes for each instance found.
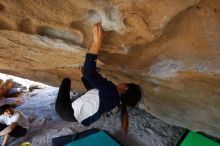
[0,104,28,146]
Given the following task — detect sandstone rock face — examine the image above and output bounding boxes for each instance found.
[0,0,220,137]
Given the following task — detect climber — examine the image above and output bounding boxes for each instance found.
[0,104,28,146]
[55,23,142,134]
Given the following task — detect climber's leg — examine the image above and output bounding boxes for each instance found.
[55,78,76,122]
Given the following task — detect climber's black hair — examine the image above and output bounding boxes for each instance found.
[120,83,143,133]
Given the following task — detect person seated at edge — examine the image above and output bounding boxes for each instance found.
[55,23,142,134]
[2,79,23,98]
[0,104,28,146]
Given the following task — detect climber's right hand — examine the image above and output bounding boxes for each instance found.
[89,23,105,55]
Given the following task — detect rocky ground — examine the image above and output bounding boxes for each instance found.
[0,87,183,146]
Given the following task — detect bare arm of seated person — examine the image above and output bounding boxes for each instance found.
[0,122,17,136]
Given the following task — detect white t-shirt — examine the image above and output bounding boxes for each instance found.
[72,89,100,123]
[0,110,28,129]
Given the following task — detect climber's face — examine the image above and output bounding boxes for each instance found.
[117,83,129,94]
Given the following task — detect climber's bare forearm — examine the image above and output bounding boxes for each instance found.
[89,23,104,55]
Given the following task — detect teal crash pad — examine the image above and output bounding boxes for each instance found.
[65,131,121,146]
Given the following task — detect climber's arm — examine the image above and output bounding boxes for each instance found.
[82,23,114,89]
[88,23,104,55]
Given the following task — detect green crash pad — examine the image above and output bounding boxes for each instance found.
[175,129,220,146]
[65,131,121,146]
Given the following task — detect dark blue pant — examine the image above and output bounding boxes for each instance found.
[55,78,77,122]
